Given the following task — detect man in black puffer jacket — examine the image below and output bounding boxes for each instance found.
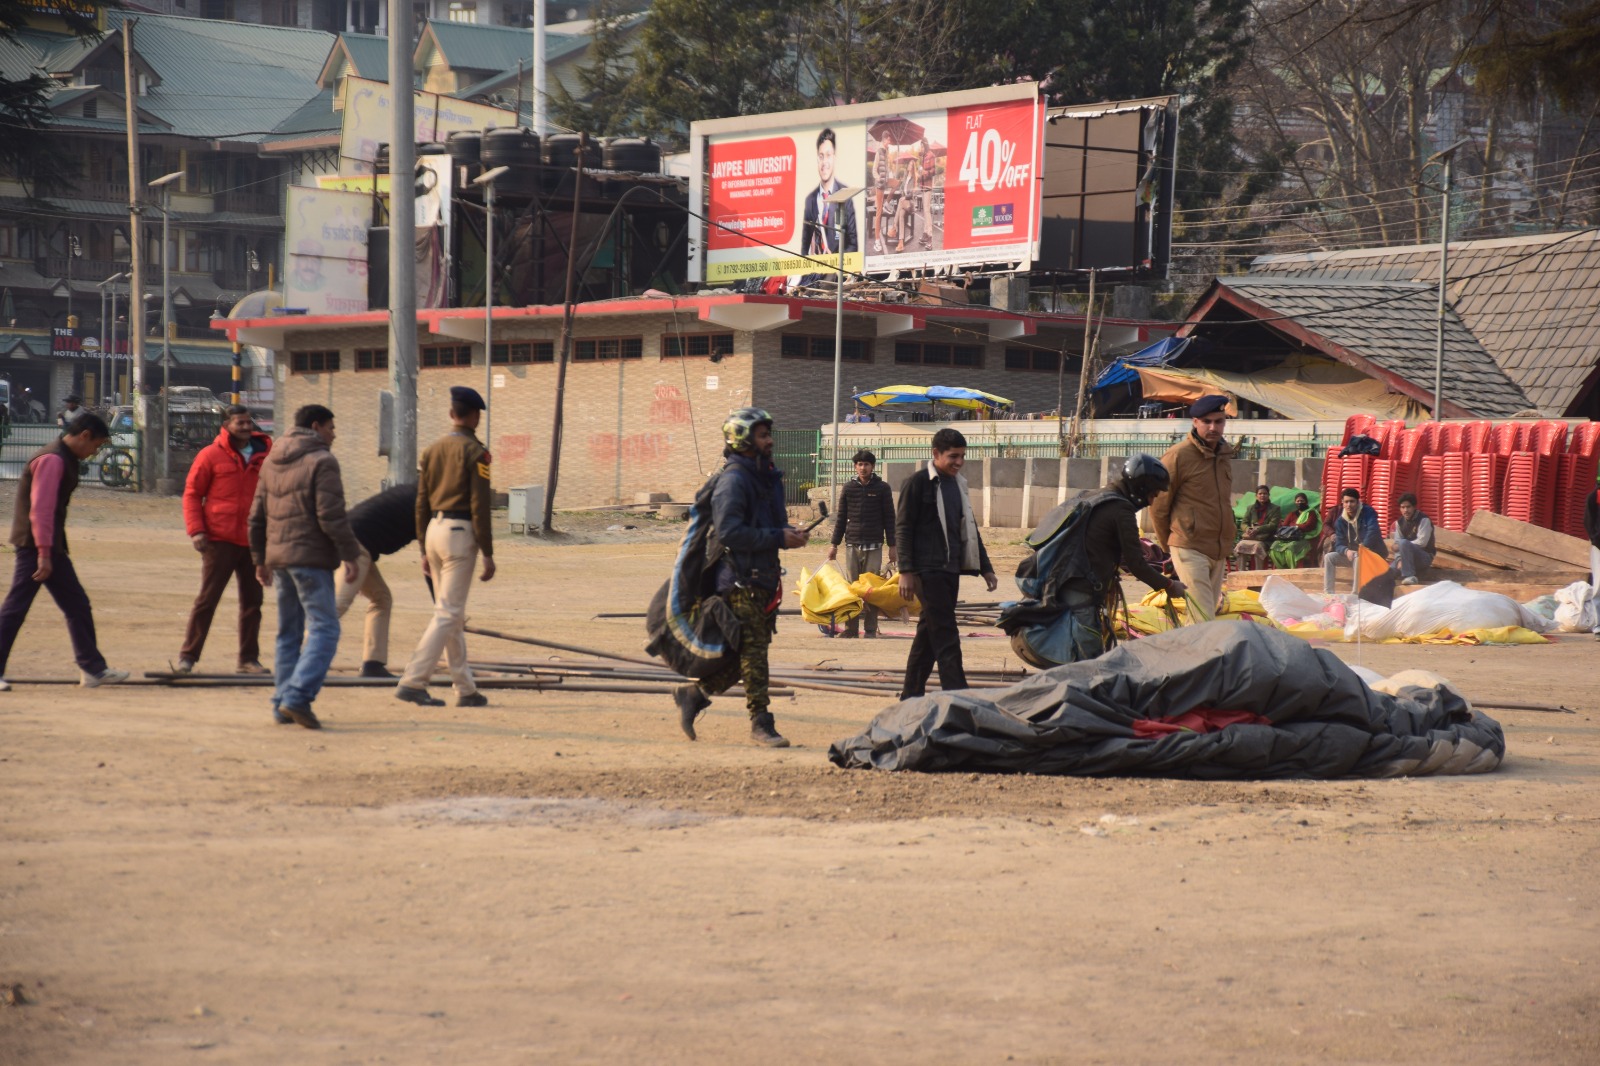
[826,449,897,638]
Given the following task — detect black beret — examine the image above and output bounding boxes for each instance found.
[1188,394,1230,418]
[450,386,486,410]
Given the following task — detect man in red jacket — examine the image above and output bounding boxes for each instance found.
[177,404,272,673]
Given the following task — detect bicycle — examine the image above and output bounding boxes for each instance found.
[99,447,137,489]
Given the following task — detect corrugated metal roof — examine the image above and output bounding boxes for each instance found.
[263,88,338,143]
[422,19,584,76]
[1248,230,1600,415]
[100,12,334,144]
[1205,276,1534,418]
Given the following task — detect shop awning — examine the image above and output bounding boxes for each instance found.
[1135,358,1430,422]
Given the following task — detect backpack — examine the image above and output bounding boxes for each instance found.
[1014,488,1124,605]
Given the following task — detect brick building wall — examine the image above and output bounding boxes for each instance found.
[272,309,1095,507]
[276,314,753,506]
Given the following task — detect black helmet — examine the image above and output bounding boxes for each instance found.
[1120,453,1170,506]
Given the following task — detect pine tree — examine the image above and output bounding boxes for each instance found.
[548,0,643,137]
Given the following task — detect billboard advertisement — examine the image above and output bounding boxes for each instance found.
[285,186,371,315]
[339,76,516,175]
[692,84,1043,283]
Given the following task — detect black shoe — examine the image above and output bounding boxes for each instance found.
[281,704,321,730]
[395,686,445,707]
[457,691,488,707]
[749,712,790,748]
[272,705,293,725]
[674,683,711,741]
[360,660,396,679]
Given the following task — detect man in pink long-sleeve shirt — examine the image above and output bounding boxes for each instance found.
[0,415,128,690]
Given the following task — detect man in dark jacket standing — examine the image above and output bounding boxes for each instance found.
[826,448,897,638]
[674,407,809,747]
[177,404,272,674]
[337,483,416,678]
[0,414,127,691]
[895,428,997,700]
[248,404,361,730]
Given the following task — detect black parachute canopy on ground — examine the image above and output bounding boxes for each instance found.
[828,623,1503,779]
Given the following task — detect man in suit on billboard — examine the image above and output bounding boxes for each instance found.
[801,128,858,261]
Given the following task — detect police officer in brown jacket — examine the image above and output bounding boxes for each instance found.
[1150,394,1236,620]
[395,386,495,708]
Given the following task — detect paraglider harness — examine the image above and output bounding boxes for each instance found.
[644,467,826,679]
[997,488,1134,668]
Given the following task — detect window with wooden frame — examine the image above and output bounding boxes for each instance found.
[894,341,982,368]
[1004,346,1066,373]
[420,344,472,368]
[780,334,871,362]
[573,336,643,362]
[662,332,734,359]
[354,347,388,371]
[491,340,554,364]
[289,350,339,374]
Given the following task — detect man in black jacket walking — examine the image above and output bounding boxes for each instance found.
[826,449,897,638]
[336,483,417,678]
[895,428,997,700]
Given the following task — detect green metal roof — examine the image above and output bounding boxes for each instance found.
[101,12,334,144]
[421,19,568,76]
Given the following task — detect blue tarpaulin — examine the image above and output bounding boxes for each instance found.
[1094,336,1192,390]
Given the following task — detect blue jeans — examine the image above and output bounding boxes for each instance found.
[273,567,340,711]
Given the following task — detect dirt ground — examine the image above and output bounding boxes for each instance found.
[2,483,1597,1064]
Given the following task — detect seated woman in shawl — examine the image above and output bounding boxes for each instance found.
[1234,484,1283,570]
[1269,492,1322,569]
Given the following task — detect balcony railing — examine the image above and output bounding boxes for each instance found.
[37,256,131,281]
[214,190,279,215]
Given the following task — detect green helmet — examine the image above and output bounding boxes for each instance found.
[722,406,773,450]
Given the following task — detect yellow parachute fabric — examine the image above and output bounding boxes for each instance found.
[848,571,922,618]
[796,564,864,626]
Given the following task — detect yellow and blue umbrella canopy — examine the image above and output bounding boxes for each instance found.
[852,384,1013,412]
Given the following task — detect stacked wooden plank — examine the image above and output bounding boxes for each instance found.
[1224,510,1591,601]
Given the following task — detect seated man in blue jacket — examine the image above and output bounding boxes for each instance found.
[1322,486,1387,593]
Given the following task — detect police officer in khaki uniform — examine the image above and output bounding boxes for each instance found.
[395,386,495,707]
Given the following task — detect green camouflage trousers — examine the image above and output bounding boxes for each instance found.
[699,586,774,716]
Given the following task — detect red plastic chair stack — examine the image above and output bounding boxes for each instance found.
[1413,421,1444,458]
[1531,420,1569,455]
[1514,422,1536,452]
[1418,453,1445,526]
[1441,423,1467,452]
[1489,421,1519,455]
[1397,427,1425,465]
[1463,420,1493,452]
[1570,421,1600,459]
[1368,461,1402,534]
[1554,450,1600,538]
[1342,414,1377,447]
[1468,452,1508,516]
[1501,452,1559,528]
[1438,452,1471,531]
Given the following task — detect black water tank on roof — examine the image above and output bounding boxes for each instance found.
[447,130,482,166]
[482,127,541,170]
[602,137,660,173]
[542,133,600,169]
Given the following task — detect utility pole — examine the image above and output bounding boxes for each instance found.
[542,136,585,533]
[386,0,417,484]
[124,18,150,489]
[1067,270,1097,455]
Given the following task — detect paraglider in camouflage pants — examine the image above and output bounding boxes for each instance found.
[697,588,772,715]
